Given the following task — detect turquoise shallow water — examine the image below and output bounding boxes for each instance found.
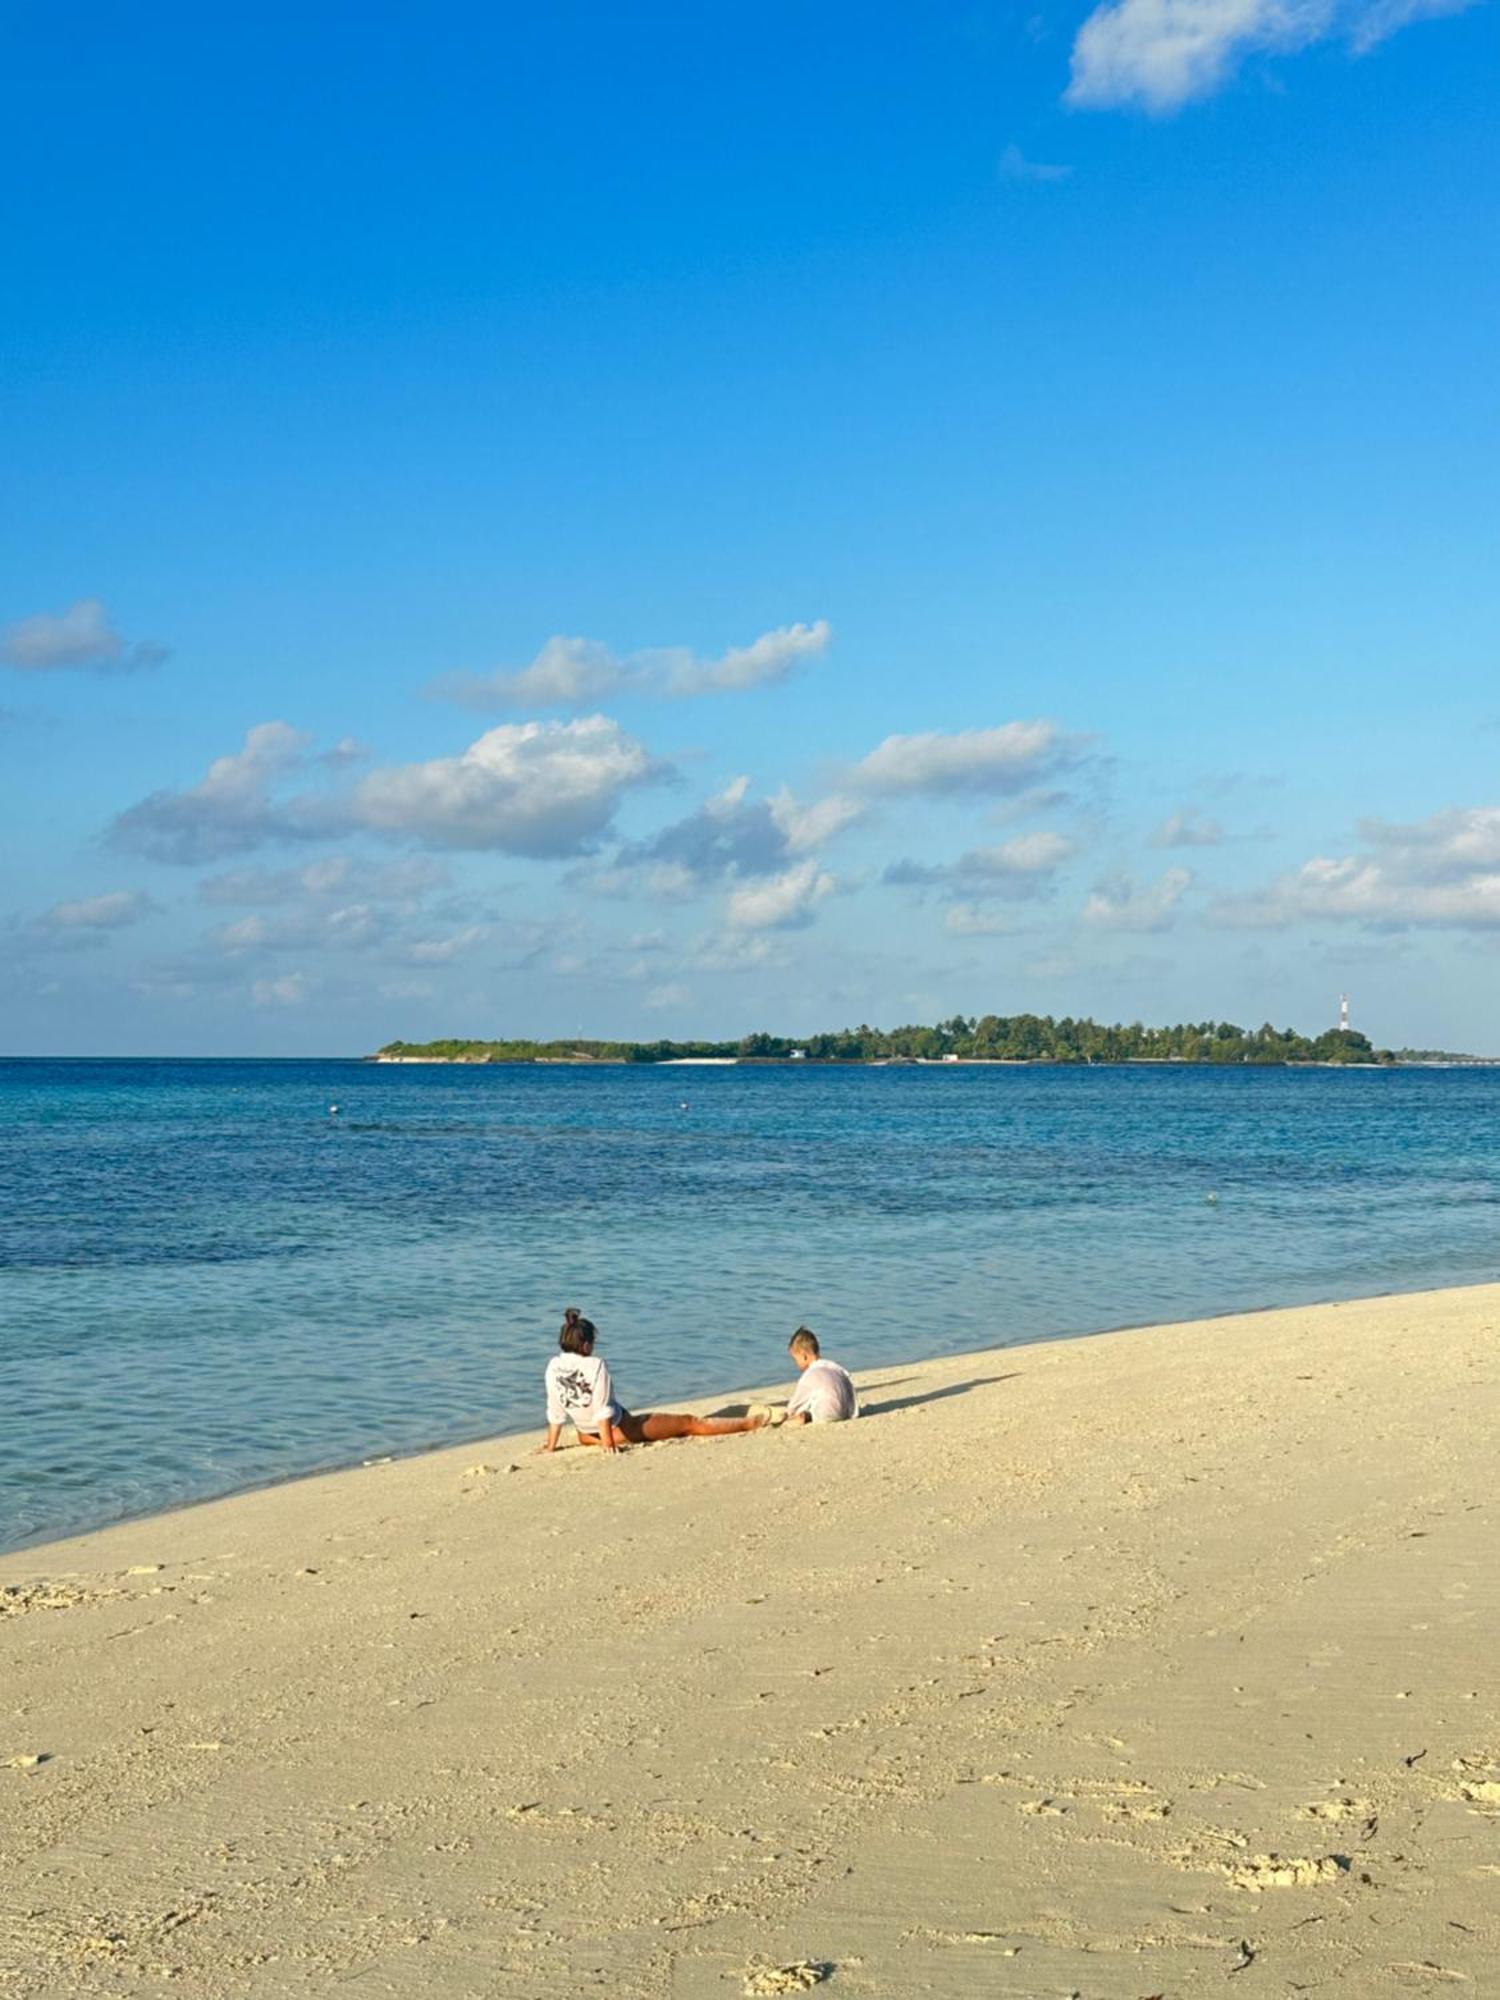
[3,1057,1499,1553]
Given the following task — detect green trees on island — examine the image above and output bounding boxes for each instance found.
[377,1017,1392,1065]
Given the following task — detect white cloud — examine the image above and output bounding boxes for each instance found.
[402,923,495,964]
[1210,806,1500,930]
[685,931,787,973]
[1348,0,1478,48]
[999,141,1074,183]
[727,858,838,931]
[447,636,623,709]
[668,620,831,695]
[34,888,156,933]
[1082,865,1192,931]
[1362,805,1500,879]
[1,598,168,673]
[1066,0,1480,112]
[589,776,860,901]
[350,715,664,855]
[252,972,312,1007]
[768,788,864,853]
[112,721,312,864]
[434,620,831,709]
[885,830,1078,898]
[198,855,447,907]
[1151,807,1225,848]
[214,904,391,955]
[944,903,1028,936]
[851,721,1080,797]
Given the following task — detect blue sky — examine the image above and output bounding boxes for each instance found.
[3,0,1498,1054]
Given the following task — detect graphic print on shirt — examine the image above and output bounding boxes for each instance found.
[554,1366,596,1410]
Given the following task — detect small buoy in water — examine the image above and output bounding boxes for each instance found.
[679,1101,689,1111]
[329,1104,340,1117]
[1206,1191,1219,1204]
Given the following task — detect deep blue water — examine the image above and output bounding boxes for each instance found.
[3,1058,1499,1553]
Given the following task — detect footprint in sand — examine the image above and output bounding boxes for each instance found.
[1298,1796,1372,1822]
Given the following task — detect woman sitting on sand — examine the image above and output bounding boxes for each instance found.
[540,1308,770,1455]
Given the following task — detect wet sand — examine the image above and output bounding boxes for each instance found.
[3,1283,1496,1997]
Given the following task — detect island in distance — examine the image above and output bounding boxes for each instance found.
[370,1012,1459,1067]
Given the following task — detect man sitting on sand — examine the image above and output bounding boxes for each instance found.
[784,1326,859,1425]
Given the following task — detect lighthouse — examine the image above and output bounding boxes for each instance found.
[1339,993,1350,1033]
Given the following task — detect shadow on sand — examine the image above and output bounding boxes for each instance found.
[860,1373,1020,1416]
[709,1372,1019,1422]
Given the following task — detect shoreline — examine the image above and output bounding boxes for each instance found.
[7,1268,1498,1564]
[5,1281,1496,1997]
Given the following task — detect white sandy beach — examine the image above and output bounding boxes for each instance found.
[2,1284,1496,1998]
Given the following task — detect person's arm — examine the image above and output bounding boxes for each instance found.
[592,1360,621,1451]
[540,1365,566,1451]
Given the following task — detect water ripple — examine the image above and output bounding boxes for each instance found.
[3,1058,1499,1550]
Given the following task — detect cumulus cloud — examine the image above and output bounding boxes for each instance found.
[444,637,623,709]
[1066,0,1480,113]
[112,722,313,864]
[1082,865,1192,931]
[727,858,838,931]
[434,620,831,709]
[1150,807,1225,848]
[33,888,157,934]
[114,717,664,864]
[672,621,831,695]
[885,830,1077,899]
[349,715,665,855]
[768,788,864,853]
[588,776,861,901]
[851,721,1081,798]
[1210,805,1500,931]
[1,598,169,674]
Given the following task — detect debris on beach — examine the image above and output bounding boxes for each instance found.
[1224,1853,1350,1890]
[743,1964,830,1995]
[2,1579,114,1618]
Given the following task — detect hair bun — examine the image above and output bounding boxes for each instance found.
[563,1306,581,1326]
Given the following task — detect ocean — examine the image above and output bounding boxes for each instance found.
[3,1057,1498,1554]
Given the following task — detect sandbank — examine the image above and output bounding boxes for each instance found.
[3,1283,1497,1996]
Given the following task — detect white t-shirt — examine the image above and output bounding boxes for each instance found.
[544,1352,622,1435]
[786,1358,859,1424]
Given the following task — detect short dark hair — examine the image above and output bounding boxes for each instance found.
[789,1326,819,1360]
[560,1306,597,1353]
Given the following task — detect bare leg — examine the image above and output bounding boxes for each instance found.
[623,1410,767,1443]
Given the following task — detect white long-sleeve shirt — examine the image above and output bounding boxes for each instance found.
[544,1352,622,1435]
[786,1358,859,1424]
